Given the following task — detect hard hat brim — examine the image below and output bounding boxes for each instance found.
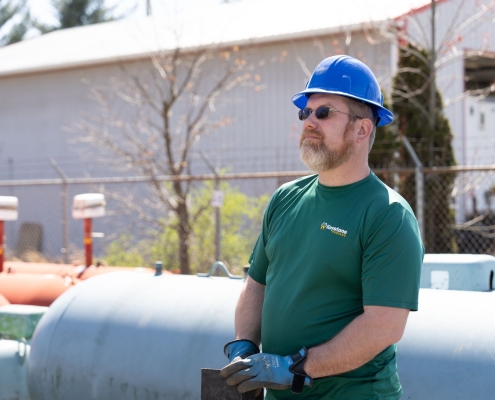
[292,89,394,127]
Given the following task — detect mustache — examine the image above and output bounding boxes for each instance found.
[301,129,323,141]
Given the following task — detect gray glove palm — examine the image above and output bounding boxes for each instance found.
[220,347,312,394]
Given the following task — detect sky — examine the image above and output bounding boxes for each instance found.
[28,0,227,25]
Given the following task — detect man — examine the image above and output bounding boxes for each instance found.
[220,55,424,399]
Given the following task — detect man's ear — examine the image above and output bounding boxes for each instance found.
[356,118,373,143]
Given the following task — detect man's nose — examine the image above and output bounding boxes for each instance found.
[302,112,318,131]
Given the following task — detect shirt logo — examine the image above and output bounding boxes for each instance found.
[320,222,348,237]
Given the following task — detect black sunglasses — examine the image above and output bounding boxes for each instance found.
[298,106,363,121]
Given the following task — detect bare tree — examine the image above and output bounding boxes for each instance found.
[73,45,261,274]
[388,0,495,148]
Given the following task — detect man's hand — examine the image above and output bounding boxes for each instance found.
[220,348,312,394]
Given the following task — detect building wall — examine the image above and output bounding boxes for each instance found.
[405,0,495,164]
[0,31,394,258]
[461,95,495,218]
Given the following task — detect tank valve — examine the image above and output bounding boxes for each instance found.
[155,261,163,276]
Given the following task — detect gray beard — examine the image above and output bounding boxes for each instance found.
[299,137,354,172]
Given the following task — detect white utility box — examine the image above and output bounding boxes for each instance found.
[0,304,48,339]
[72,193,106,219]
[421,253,495,291]
[0,196,18,221]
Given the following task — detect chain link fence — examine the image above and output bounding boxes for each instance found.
[1,166,495,267]
[374,166,495,255]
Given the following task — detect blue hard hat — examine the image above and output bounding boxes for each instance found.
[292,55,394,127]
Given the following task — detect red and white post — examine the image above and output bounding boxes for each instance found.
[72,194,106,268]
[0,196,19,273]
[84,218,93,268]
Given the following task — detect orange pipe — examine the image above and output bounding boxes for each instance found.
[0,273,77,307]
[4,262,156,280]
[0,292,9,307]
[0,264,162,307]
[4,261,76,276]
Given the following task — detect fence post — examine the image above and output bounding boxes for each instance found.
[0,220,3,272]
[200,152,222,262]
[214,176,221,262]
[401,137,425,241]
[415,167,425,241]
[47,157,69,263]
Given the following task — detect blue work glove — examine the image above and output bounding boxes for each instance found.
[220,347,312,394]
[224,339,260,362]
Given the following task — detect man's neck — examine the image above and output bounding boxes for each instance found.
[317,163,370,187]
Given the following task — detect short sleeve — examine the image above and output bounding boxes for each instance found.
[361,203,424,311]
[247,233,269,285]
[247,190,279,285]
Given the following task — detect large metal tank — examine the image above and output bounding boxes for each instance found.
[0,304,47,400]
[421,253,495,291]
[27,272,243,400]
[398,288,495,399]
[27,272,495,399]
[0,339,30,400]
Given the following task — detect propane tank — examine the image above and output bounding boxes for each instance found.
[0,339,30,400]
[421,253,495,291]
[26,272,495,400]
[27,272,243,400]
[398,288,495,399]
[0,305,45,400]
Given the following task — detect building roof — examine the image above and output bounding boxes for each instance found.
[0,0,432,78]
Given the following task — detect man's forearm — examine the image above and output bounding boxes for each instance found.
[304,306,410,378]
[235,276,265,345]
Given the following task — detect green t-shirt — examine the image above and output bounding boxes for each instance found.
[248,172,424,400]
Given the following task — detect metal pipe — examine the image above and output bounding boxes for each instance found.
[215,177,221,262]
[402,136,425,240]
[0,171,314,186]
[0,220,4,273]
[428,0,437,132]
[84,218,92,268]
[200,151,222,262]
[47,157,69,263]
[3,166,495,187]
[415,168,425,242]
[197,261,243,279]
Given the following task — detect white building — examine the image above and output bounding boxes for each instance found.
[0,0,494,257]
